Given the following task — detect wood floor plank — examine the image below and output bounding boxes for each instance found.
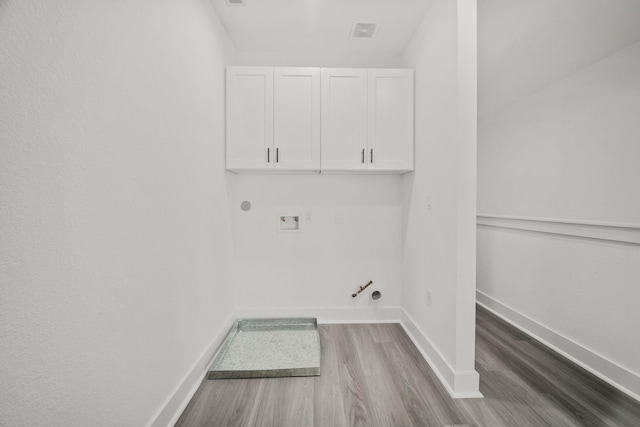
[369,322,398,343]
[475,312,607,426]
[312,325,348,427]
[476,307,640,427]
[381,340,465,426]
[514,340,640,427]
[175,306,640,427]
[334,324,375,427]
[350,326,415,426]
[456,398,513,427]
[246,377,314,427]
[174,378,261,427]
[474,330,513,373]
[397,334,471,425]
[478,369,584,427]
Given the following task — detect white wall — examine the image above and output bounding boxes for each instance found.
[229,174,403,321]
[479,40,640,222]
[228,50,406,322]
[0,1,235,426]
[236,51,403,68]
[478,0,640,117]
[477,34,640,397]
[401,0,480,397]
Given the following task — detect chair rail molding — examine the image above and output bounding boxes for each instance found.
[476,214,640,245]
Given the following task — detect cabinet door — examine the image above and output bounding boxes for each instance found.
[226,67,274,170]
[368,69,414,171]
[273,68,320,170]
[321,69,368,170]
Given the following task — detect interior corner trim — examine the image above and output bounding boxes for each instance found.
[476,214,640,245]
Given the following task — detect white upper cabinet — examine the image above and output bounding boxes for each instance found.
[226,66,320,172]
[226,66,413,173]
[273,68,321,170]
[226,67,273,170]
[367,69,414,171]
[321,68,414,172]
[321,69,368,170]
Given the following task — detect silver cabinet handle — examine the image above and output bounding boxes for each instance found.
[362,149,365,164]
[276,148,279,163]
[267,148,270,163]
[370,148,374,164]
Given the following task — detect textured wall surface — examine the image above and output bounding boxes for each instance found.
[229,174,403,314]
[478,40,640,222]
[478,8,640,398]
[0,1,235,425]
[478,0,640,116]
[401,0,479,394]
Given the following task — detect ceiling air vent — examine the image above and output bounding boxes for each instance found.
[350,22,378,40]
[226,0,246,6]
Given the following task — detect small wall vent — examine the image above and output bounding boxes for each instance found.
[350,22,378,40]
[226,0,246,6]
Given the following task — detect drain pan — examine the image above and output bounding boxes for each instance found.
[207,318,320,379]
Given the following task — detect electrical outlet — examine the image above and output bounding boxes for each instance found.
[426,290,432,307]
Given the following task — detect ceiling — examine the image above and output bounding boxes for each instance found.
[210,0,434,60]
[211,0,640,113]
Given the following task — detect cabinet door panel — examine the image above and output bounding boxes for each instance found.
[226,67,273,170]
[321,69,368,170]
[368,69,414,171]
[274,68,320,170]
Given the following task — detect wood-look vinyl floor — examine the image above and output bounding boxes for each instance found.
[175,306,640,426]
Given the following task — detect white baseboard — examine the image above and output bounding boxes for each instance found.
[234,306,402,324]
[400,310,482,399]
[147,314,237,427]
[476,290,640,402]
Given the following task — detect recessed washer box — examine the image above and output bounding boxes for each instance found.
[279,215,300,232]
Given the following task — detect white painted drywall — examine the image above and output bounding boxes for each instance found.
[236,50,403,69]
[478,0,640,117]
[479,40,640,223]
[229,174,403,320]
[401,0,479,395]
[0,1,235,425]
[477,24,640,396]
